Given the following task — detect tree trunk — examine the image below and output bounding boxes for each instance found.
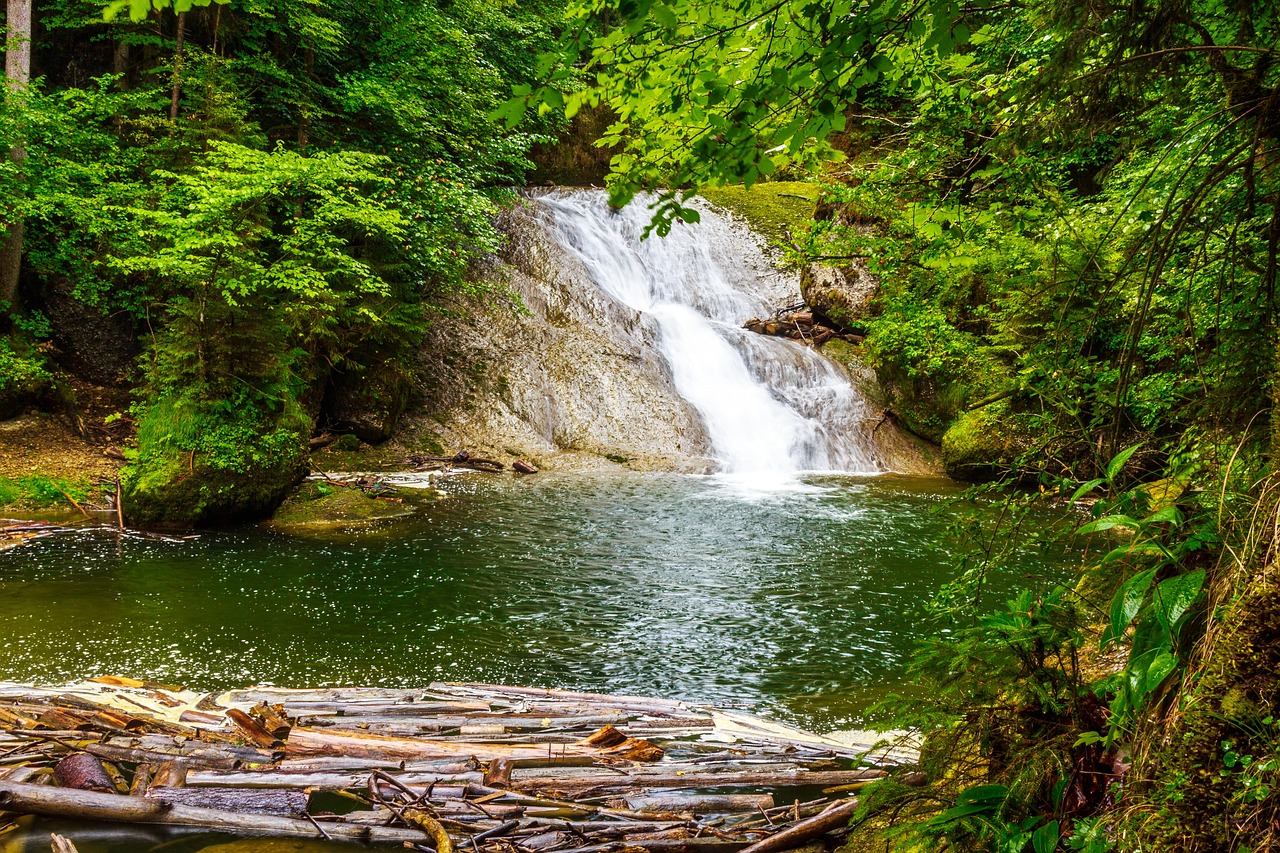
[0,0,31,307]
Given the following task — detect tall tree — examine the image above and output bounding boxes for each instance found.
[0,0,30,307]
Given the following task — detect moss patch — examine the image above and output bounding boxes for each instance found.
[265,481,421,533]
[121,396,309,526]
[940,402,1037,480]
[699,182,818,247]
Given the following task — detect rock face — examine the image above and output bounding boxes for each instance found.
[940,403,1035,480]
[37,276,138,386]
[411,201,713,472]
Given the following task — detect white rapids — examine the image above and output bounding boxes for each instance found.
[538,190,893,476]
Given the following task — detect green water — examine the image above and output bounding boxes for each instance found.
[0,472,1074,731]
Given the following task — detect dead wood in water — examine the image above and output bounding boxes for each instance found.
[0,679,913,851]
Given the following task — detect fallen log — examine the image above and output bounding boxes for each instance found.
[429,683,688,714]
[515,768,885,795]
[146,785,309,817]
[0,779,431,844]
[734,797,860,853]
[284,725,663,764]
[185,769,483,790]
[558,838,750,853]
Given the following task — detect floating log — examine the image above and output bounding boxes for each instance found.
[513,460,539,474]
[226,708,283,749]
[485,757,514,788]
[0,779,431,843]
[185,769,483,790]
[515,768,885,795]
[616,794,775,815]
[284,724,663,764]
[149,761,187,788]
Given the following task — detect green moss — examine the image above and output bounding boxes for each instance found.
[940,402,1036,480]
[333,433,361,451]
[265,480,419,532]
[699,181,818,247]
[121,394,309,526]
[0,476,93,510]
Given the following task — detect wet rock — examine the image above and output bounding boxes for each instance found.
[265,480,418,533]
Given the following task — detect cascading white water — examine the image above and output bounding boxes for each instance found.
[539,190,890,475]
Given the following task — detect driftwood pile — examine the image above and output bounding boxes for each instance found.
[0,679,916,851]
[742,306,863,349]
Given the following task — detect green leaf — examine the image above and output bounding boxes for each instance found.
[1152,569,1205,633]
[1101,568,1156,648]
[1070,478,1105,502]
[1032,820,1060,853]
[1077,514,1138,534]
[1106,444,1142,481]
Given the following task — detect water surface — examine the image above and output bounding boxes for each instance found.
[0,472,1071,730]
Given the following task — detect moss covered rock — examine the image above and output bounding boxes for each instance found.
[698,181,818,246]
[121,396,309,526]
[940,403,1035,480]
[265,480,420,533]
[799,260,878,331]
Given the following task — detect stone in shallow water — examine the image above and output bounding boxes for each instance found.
[264,481,417,533]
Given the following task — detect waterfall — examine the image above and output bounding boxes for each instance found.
[538,190,890,476]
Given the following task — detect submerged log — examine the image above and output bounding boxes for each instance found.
[0,779,431,843]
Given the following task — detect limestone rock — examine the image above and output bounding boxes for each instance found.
[799,260,878,331]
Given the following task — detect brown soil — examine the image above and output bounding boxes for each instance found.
[0,379,131,482]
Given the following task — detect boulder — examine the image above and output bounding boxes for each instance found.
[799,260,878,331]
[121,400,308,526]
[940,403,1036,481]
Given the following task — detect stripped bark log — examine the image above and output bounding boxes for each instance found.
[515,768,884,795]
[284,725,663,764]
[185,769,483,790]
[615,794,774,815]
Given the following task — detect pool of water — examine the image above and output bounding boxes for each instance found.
[0,472,1073,731]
